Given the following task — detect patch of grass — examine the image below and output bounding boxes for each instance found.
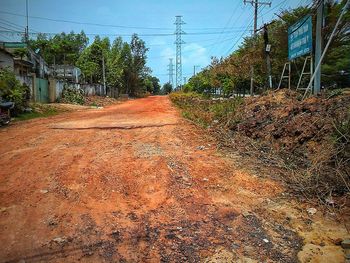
[13,103,59,122]
[90,102,98,107]
[170,91,243,128]
[209,98,242,120]
[14,108,58,121]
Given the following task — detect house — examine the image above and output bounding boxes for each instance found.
[50,64,81,83]
[0,48,14,71]
[0,42,49,79]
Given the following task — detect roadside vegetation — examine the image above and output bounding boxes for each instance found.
[170,90,350,202]
[169,1,350,203]
[13,104,60,121]
[183,1,349,95]
[0,68,30,115]
[29,32,161,97]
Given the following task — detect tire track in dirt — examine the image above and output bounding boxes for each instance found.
[0,96,303,262]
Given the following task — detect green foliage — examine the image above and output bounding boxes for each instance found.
[190,1,350,93]
[15,105,58,121]
[75,34,153,97]
[60,85,85,105]
[162,82,173,94]
[209,98,243,120]
[149,76,161,94]
[0,68,28,114]
[29,31,89,65]
[170,91,242,127]
[29,30,156,98]
[13,48,28,60]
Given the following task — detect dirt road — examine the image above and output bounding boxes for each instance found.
[0,96,346,262]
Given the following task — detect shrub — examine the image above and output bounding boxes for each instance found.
[60,84,85,105]
[0,68,28,114]
[170,91,242,127]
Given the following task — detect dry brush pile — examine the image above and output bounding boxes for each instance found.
[170,90,350,200]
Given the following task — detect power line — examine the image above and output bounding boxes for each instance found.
[0,10,174,30]
[261,0,288,16]
[0,33,13,41]
[0,18,39,33]
[217,4,250,51]
[148,35,238,60]
[0,10,256,32]
[207,1,242,56]
[0,29,254,39]
[224,18,254,56]
[0,19,24,31]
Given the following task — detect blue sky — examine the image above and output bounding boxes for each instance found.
[0,0,311,85]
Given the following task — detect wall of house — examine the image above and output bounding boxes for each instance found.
[16,75,33,88]
[81,83,105,96]
[0,52,14,71]
[54,81,106,101]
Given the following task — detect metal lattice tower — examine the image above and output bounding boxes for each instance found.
[167,58,174,86]
[174,16,185,90]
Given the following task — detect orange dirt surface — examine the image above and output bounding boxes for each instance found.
[0,96,346,262]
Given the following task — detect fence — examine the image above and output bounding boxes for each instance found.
[35,78,49,103]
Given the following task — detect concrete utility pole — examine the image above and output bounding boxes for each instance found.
[167,58,174,86]
[314,0,324,94]
[263,24,272,89]
[193,65,200,76]
[102,54,106,95]
[25,0,29,43]
[244,0,271,95]
[304,0,350,98]
[175,16,185,90]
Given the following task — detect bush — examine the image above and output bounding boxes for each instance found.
[0,68,28,114]
[60,84,85,105]
[170,91,242,127]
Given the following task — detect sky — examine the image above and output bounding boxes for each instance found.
[0,0,312,85]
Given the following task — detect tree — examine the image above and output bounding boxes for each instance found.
[106,37,124,97]
[190,1,350,93]
[162,82,173,94]
[29,31,89,65]
[150,76,161,94]
[77,36,110,85]
[13,48,28,60]
[127,34,149,96]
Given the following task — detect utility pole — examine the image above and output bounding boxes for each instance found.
[63,53,66,79]
[183,77,187,85]
[263,24,272,89]
[167,58,174,86]
[175,15,185,90]
[193,65,200,76]
[303,0,350,98]
[102,54,106,95]
[193,65,200,91]
[314,0,324,94]
[25,0,29,43]
[244,0,271,95]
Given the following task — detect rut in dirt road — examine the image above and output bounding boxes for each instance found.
[0,96,301,262]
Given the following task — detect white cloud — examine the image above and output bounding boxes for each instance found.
[160,47,175,65]
[182,43,210,78]
[182,43,210,67]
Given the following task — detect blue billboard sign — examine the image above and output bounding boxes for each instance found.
[288,15,312,60]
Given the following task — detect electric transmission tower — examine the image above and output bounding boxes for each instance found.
[167,58,174,86]
[174,15,185,90]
